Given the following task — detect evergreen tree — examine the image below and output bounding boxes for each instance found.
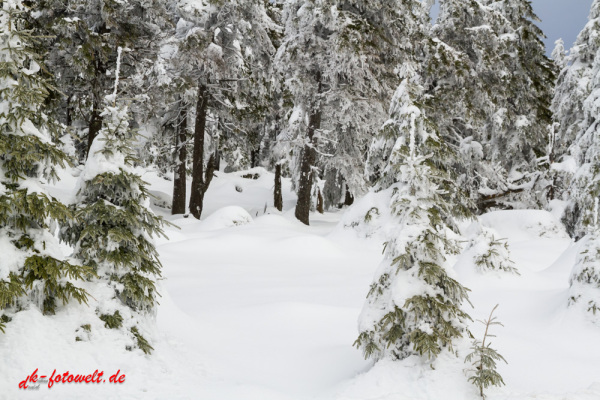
[553,0,600,162]
[490,0,556,205]
[555,0,600,238]
[141,57,196,216]
[551,39,567,71]
[355,73,471,361]
[61,50,166,352]
[467,228,518,274]
[40,0,171,160]
[0,0,91,333]
[428,0,555,212]
[564,38,600,238]
[424,0,504,211]
[569,199,600,318]
[276,0,427,224]
[465,304,507,398]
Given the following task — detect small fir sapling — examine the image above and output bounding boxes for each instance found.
[465,304,507,399]
[355,71,472,362]
[469,229,519,274]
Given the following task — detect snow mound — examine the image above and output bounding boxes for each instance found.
[201,206,253,230]
[479,210,569,242]
[335,188,394,240]
[148,190,172,210]
[254,214,298,229]
[544,240,580,279]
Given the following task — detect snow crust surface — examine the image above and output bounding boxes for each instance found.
[0,165,599,400]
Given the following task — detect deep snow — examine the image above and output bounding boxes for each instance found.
[1,166,600,400]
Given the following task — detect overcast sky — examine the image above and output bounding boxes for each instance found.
[431,0,594,54]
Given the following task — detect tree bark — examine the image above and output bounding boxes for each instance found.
[85,96,102,159]
[172,105,188,215]
[85,46,107,160]
[316,186,324,214]
[214,146,221,172]
[274,163,283,211]
[294,72,322,225]
[251,149,259,168]
[344,186,354,207]
[66,95,73,128]
[189,82,214,219]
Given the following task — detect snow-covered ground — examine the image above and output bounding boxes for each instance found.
[1,166,600,400]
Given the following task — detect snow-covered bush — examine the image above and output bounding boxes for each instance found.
[467,228,518,275]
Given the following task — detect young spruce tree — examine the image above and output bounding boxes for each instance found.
[61,49,166,353]
[465,304,507,398]
[0,0,91,333]
[355,70,472,361]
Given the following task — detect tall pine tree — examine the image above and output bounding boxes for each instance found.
[553,0,600,238]
[427,0,555,212]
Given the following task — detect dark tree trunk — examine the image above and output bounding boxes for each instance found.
[85,48,107,160]
[316,186,324,214]
[66,95,73,128]
[274,163,283,212]
[172,105,188,215]
[294,73,322,225]
[251,149,259,168]
[214,146,221,171]
[85,97,102,159]
[344,187,354,207]
[189,82,216,219]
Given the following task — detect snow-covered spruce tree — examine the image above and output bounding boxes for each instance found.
[569,200,600,318]
[551,39,567,71]
[222,1,284,174]
[428,0,555,212]
[61,51,166,353]
[489,0,556,206]
[139,53,196,216]
[567,49,600,308]
[556,0,600,238]
[41,0,170,160]
[276,0,427,224]
[355,72,472,361]
[0,0,91,333]
[468,228,518,274]
[553,0,600,166]
[424,0,505,211]
[546,41,567,202]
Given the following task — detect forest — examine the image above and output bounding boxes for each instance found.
[1,0,600,399]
